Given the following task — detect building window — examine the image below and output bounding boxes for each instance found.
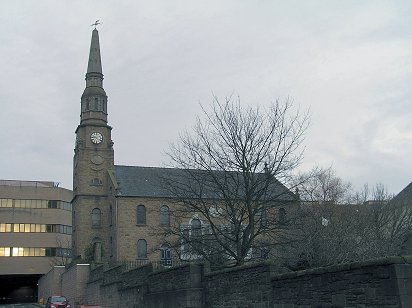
[137,239,147,259]
[0,247,71,257]
[160,205,170,226]
[92,238,103,262]
[279,208,286,225]
[0,223,71,234]
[109,204,113,226]
[4,199,71,210]
[91,178,102,186]
[136,205,146,225]
[110,236,113,257]
[191,219,201,237]
[0,199,12,208]
[160,243,172,266]
[0,224,12,232]
[181,227,190,254]
[260,207,268,229]
[180,218,204,258]
[91,208,102,227]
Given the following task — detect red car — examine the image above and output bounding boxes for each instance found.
[45,295,71,308]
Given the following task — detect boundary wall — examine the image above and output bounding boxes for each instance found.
[38,256,412,307]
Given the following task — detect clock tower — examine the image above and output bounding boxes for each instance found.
[72,28,114,261]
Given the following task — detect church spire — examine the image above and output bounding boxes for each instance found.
[80,28,108,125]
[87,29,103,76]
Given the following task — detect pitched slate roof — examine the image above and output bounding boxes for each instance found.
[391,181,412,205]
[113,165,296,202]
[114,165,186,198]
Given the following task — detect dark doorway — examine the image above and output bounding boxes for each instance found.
[0,274,41,304]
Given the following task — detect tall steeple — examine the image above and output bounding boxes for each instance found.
[72,28,114,261]
[87,29,103,76]
[80,28,108,125]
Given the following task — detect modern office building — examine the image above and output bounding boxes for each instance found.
[0,180,72,304]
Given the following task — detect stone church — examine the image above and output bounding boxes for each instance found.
[72,28,296,265]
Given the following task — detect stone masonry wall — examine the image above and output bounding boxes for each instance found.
[271,256,412,307]
[61,263,90,307]
[100,265,123,308]
[204,262,274,308]
[85,265,104,306]
[143,263,203,308]
[39,257,412,307]
[37,266,65,303]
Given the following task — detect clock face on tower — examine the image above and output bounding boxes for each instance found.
[90,132,103,144]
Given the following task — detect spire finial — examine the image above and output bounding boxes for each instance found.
[90,20,101,30]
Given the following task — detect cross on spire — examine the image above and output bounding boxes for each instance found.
[90,20,101,29]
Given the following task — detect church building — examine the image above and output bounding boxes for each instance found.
[72,28,296,266]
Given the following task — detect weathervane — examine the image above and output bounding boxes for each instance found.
[91,20,101,29]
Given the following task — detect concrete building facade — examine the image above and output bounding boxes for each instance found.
[0,179,72,303]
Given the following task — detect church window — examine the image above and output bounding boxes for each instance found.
[190,219,202,254]
[91,178,102,186]
[91,208,102,227]
[110,236,113,257]
[91,237,103,262]
[180,218,209,259]
[86,98,90,111]
[136,205,146,225]
[137,239,147,259]
[260,207,268,229]
[160,205,170,226]
[94,98,98,110]
[109,204,113,226]
[278,208,286,225]
[181,227,190,254]
[191,219,201,236]
[160,243,172,266]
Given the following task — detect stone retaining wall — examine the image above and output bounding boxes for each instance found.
[271,256,412,307]
[38,256,412,307]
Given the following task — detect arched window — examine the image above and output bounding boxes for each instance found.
[191,219,202,253]
[160,243,172,266]
[260,207,268,229]
[191,219,201,237]
[91,237,102,262]
[160,205,170,226]
[91,208,101,227]
[136,205,146,225]
[137,239,147,259]
[279,208,286,225]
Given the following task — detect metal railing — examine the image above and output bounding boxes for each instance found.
[107,259,190,272]
[0,179,58,187]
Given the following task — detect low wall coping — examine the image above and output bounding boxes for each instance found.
[272,256,412,281]
[147,262,199,277]
[205,260,275,277]
[87,277,104,284]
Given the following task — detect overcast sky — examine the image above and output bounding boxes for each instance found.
[0,0,411,195]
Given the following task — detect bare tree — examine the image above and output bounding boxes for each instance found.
[287,176,412,269]
[49,236,72,267]
[295,166,352,204]
[157,96,308,267]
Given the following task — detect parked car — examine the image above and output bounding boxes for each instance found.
[45,295,71,308]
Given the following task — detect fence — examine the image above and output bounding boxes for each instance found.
[105,259,190,272]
